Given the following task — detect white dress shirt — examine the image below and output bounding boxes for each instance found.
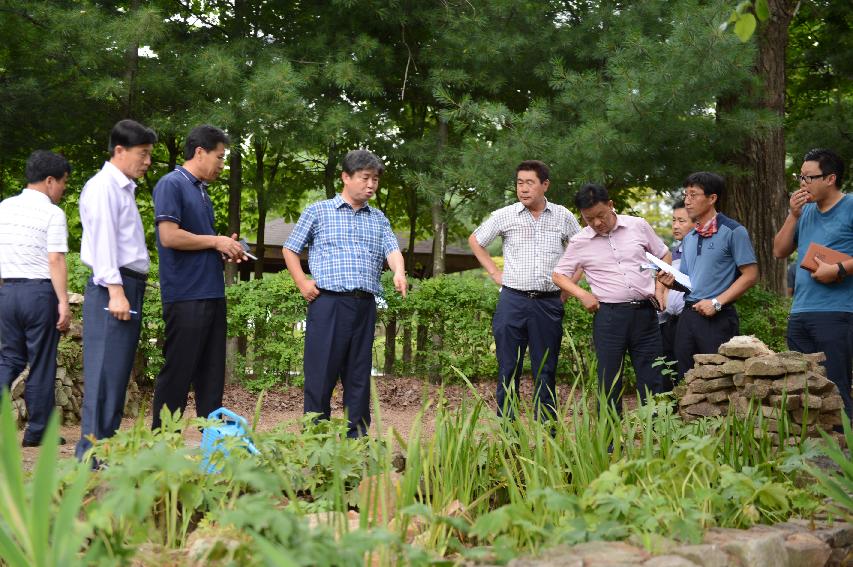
[0,189,68,279]
[79,161,149,286]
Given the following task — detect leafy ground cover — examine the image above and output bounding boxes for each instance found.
[2,373,850,567]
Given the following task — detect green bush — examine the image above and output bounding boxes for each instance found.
[736,284,791,352]
[225,272,307,390]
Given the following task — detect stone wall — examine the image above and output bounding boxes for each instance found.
[9,293,142,427]
[676,335,847,446]
[493,520,853,567]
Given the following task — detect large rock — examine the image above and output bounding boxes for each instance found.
[683,402,723,417]
[822,396,844,412]
[718,359,745,375]
[784,532,832,567]
[772,373,810,394]
[680,393,707,406]
[718,336,772,359]
[706,390,731,404]
[704,527,789,567]
[570,541,648,564]
[744,355,789,377]
[688,377,735,394]
[669,544,731,567]
[743,381,773,400]
[692,354,729,365]
[690,365,726,380]
[769,394,802,411]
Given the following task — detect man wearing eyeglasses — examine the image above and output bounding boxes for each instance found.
[773,148,853,419]
[658,172,758,380]
[469,160,581,420]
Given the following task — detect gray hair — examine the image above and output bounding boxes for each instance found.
[341,149,384,175]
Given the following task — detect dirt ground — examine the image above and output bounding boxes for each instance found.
[17,376,637,469]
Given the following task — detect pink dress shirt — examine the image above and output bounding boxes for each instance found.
[79,161,150,287]
[553,214,668,303]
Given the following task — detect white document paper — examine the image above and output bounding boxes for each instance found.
[644,252,692,291]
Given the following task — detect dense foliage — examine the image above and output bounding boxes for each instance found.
[3,380,849,566]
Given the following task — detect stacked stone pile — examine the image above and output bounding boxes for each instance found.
[9,293,142,427]
[677,336,847,445]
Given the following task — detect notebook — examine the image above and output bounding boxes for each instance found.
[799,242,852,273]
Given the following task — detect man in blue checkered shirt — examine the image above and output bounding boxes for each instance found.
[283,149,407,438]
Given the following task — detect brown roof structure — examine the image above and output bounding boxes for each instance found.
[238,218,480,279]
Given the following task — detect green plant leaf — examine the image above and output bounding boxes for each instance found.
[734,13,757,42]
[755,0,770,21]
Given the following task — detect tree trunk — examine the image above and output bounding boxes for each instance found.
[384,319,396,376]
[402,323,412,367]
[224,134,243,383]
[405,184,418,274]
[723,0,796,295]
[165,135,179,172]
[122,0,140,117]
[253,141,266,280]
[431,117,448,277]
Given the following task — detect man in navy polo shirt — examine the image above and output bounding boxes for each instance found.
[151,124,246,430]
[773,148,853,418]
[283,149,407,438]
[659,172,758,379]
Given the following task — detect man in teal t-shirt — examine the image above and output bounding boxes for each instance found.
[773,148,853,419]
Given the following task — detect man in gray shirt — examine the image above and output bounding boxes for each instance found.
[469,160,581,419]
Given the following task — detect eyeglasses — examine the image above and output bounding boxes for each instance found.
[793,173,827,184]
[516,179,538,187]
[681,191,705,201]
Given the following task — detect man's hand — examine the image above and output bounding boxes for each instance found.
[216,233,248,262]
[655,287,668,312]
[393,272,408,297]
[789,188,812,219]
[297,279,320,302]
[657,271,675,289]
[812,257,841,284]
[560,289,570,303]
[693,299,717,318]
[578,290,600,313]
[489,270,503,286]
[56,301,71,332]
[108,294,132,321]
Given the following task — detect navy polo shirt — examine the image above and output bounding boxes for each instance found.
[153,166,225,303]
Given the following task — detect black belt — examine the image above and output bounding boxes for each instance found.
[503,286,561,299]
[318,288,374,299]
[685,300,733,310]
[1,278,51,283]
[600,299,655,309]
[119,267,149,281]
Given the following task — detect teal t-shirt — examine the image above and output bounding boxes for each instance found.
[791,194,853,314]
[680,213,757,302]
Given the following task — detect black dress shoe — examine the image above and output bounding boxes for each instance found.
[22,436,66,447]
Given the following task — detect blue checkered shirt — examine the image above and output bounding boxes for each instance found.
[284,195,399,296]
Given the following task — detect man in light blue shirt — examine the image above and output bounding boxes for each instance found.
[283,149,407,438]
[773,148,853,418]
[659,172,758,379]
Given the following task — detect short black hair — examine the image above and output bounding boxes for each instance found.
[683,171,725,199]
[341,149,384,176]
[108,119,157,156]
[184,124,230,161]
[574,183,610,210]
[672,198,686,210]
[803,148,845,187]
[25,150,71,184]
[516,160,550,183]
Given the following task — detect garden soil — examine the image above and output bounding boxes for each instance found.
[17,376,638,470]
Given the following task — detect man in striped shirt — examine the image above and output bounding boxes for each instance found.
[469,160,581,420]
[0,150,71,446]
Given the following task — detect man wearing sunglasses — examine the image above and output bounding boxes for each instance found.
[773,148,853,420]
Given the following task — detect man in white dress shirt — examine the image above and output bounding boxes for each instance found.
[0,150,71,446]
[75,119,157,461]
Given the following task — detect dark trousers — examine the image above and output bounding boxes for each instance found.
[659,315,680,390]
[593,302,665,412]
[152,298,226,430]
[303,293,376,438]
[493,289,564,420]
[675,305,739,378]
[76,275,146,459]
[0,280,59,443]
[787,312,853,419]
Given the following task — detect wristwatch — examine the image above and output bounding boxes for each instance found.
[838,262,848,281]
[711,298,722,312]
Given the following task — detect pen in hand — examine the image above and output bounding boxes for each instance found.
[103,307,138,315]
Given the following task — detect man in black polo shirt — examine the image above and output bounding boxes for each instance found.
[151,124,246,429]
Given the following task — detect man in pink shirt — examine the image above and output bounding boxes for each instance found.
[553,184,670,412]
